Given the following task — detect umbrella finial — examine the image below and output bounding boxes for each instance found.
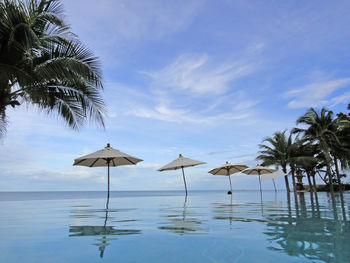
[106,143,111,148]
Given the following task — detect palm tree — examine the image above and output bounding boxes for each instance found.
[0,0,105,137]
[257,130,291,192]
[335,105,350,175]
[287,135,306,193]
[294,141,327,193]
[293,108,340,195]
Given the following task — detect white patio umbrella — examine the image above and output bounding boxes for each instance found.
[261,171,287,192]
[158,154,206,196]
[260,172,287,180]
[208,162,248,194]
[73,143,143,207]
[242,166,276,199]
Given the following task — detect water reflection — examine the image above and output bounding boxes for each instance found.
[69,206,141,258]
[263,192,350,263]
[158,196,207,235]
[212,196,275,226]
[212,195,235,227]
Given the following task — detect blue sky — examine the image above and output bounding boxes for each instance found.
[1,0,350,191]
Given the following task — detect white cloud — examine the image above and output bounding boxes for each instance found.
[127,103,252,125]
[329,91,350,107]
[285,77,350,109]
[144,54,258,95]
[206,150,231,155]
[246,42,266,53]
[121,53,260,124]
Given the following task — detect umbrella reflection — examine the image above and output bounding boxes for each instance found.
[212,195,236,227]
[69,207,141,258]
[158,196,207,235]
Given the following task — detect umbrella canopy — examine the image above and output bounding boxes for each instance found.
[73,143,143,167]
[241,166,276,175]
[158,154,206,196]
[158,154,206,171]
[73,143,143,207]
[209,162,248,175]
[261,172,286,180]
[208,162,248,194]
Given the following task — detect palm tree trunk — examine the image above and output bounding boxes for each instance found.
[326,164,335,193]
[332,156,347,220]
[320,145,337,217]
[325,156,335,194]
[290,166,297,192]
[332,155,343,192]
[311,172,317,192]
[282,166,290,192]
[290,165,299,213]
[326,162,337,219]
[311,171,319,211]
[306,171,313,192]
[321,145,336,194]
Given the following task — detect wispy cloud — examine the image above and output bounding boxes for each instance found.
[122,53,260,124]
[127,103,252,124]
[284,77,350,109]
[329,91,350,107]
[143,54,258,95]
[206,150,232,155]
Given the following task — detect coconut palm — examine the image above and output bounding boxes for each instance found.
[0,0,105,137]
[257,130,291,192]
[287,136,305,192]
[335,105,350,174]
[293,108,340,195]
[294,142,322,192]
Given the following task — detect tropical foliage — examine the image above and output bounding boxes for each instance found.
[0,0,105,137]
[257,130,292,192]
[257,104,350,192]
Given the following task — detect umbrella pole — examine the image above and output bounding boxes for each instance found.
[228,174,232,195]
[272,179,277,192]
[181,167,188,196]
[106,160,110,210]
[258,172,263,200]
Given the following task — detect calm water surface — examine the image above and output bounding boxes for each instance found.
[0,190,349,262]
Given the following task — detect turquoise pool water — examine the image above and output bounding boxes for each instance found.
[0,190,349,262]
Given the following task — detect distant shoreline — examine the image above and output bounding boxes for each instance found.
[304,184,350,192]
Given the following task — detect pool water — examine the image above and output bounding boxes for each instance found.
[0,190,349,262]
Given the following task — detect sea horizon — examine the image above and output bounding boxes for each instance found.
[0,189,284,201]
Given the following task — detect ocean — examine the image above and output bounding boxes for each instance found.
[0,190,349,262]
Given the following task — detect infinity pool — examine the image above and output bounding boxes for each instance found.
[0,190,349,262]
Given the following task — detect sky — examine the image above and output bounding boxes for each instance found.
[1,0,350,191]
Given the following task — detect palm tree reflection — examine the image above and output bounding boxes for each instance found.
[263,192,350,262]
[158,196,207,235]
[69,208,141,258]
